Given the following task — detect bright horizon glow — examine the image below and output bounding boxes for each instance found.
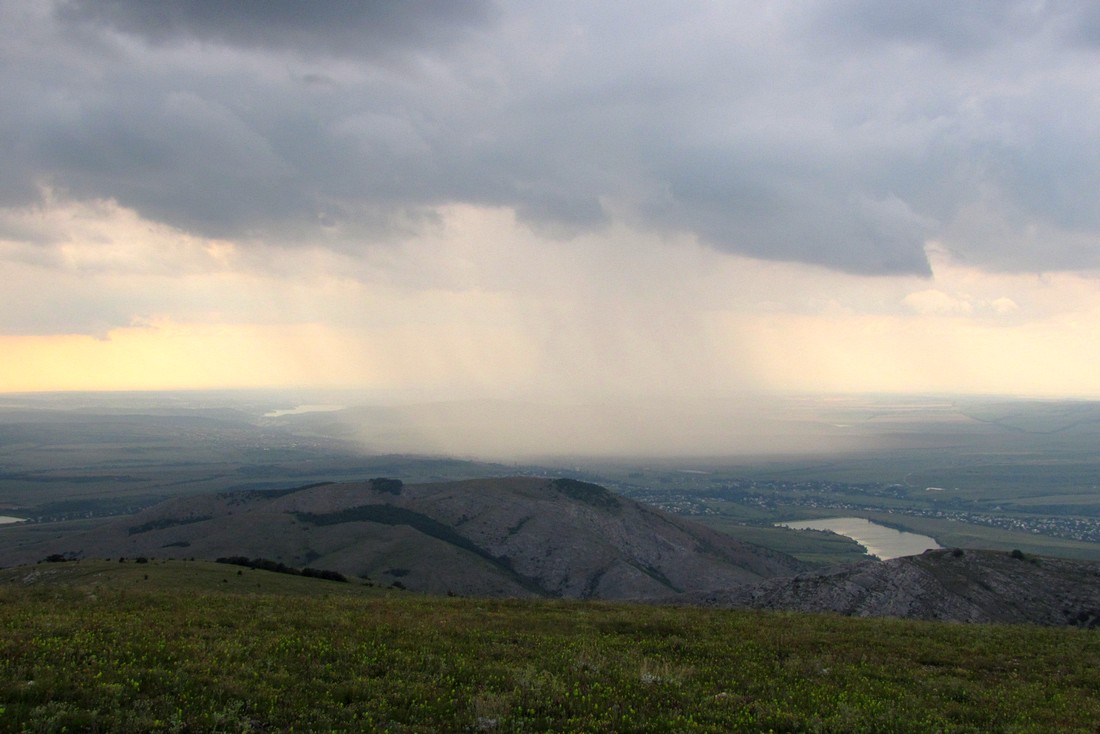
[5,4,1100,405]
[3,211,1100,400]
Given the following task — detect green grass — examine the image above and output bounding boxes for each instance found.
[0,558,385,598]
[1,561,1098,732]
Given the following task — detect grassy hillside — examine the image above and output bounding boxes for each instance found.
[1,561,1098,732]
[0,558,385,597]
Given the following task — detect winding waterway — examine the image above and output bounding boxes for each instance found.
[777,517,941,560]
[263,404,346,418]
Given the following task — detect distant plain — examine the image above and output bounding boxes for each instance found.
[2,391,1100,564]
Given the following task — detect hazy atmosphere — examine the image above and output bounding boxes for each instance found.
[7,8,1100,730]
[4,1,1100,401]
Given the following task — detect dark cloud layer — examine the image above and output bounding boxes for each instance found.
[58,0,493,58]
[3,1,1100,275]
[820,0,1048,53]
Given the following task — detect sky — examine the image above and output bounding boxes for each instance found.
[4,1,1100,402]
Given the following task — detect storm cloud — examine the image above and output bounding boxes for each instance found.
[3,0,1100,275]
[57,0,494,58]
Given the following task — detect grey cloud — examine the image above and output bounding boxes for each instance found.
[1065,2,1100,47]
[514,196,609,240]
[651,158,932,275]
[817,0,1055,53]
[4,1,1100,277]
[57,0,495,59]
[30,88,309,237]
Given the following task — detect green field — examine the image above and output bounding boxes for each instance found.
[693,517,870,565]
[1,560,1098,733]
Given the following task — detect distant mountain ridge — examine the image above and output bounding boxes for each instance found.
[3,476,806,599]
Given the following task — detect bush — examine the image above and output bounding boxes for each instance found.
[302,568,349,583]
[551,478,621,510]
[216,556,349,582]
[369,478,404,495]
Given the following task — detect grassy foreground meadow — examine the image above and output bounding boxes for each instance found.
[1,561,1098,733]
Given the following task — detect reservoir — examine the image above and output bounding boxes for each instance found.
[0,516,26,526]
[777,517,941,560]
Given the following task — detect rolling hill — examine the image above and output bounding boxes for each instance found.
[0,476,806,599]
[8,475,1100,627]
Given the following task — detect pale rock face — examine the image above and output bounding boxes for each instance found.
[683,549,1100,627]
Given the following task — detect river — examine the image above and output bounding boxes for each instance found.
[263,404,346,418]
[777,517,941,560]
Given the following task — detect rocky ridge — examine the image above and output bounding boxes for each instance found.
[680,547,1100,627]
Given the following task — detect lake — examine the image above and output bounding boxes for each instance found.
[777,517,941,560]
[0,516,26,526]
